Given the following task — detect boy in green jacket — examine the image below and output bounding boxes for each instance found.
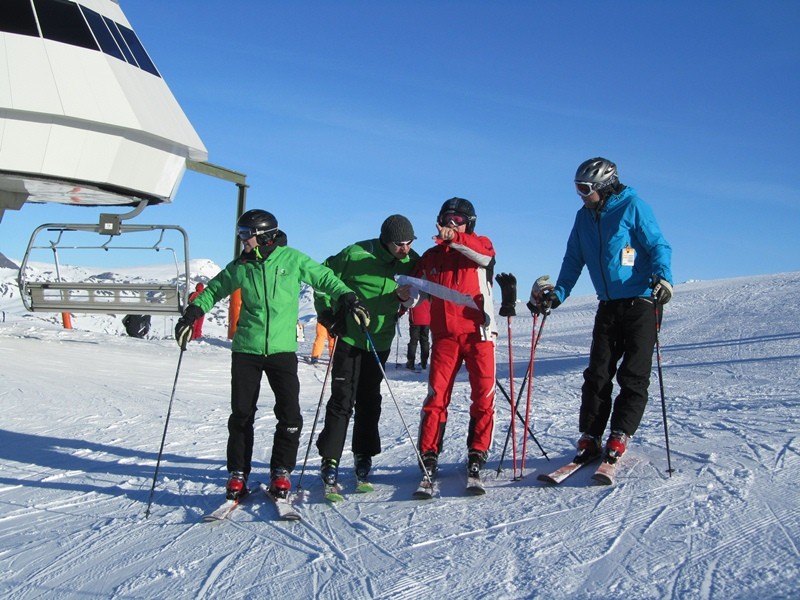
[175,209,369,501]
[314,214,418,490]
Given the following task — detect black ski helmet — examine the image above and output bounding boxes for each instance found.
[237,209,278,245]
[574,157,618,191]
[437,197,477,233]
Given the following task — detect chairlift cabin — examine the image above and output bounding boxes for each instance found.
[18,207,190,315]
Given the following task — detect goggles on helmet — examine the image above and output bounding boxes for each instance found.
[438,211,469,227]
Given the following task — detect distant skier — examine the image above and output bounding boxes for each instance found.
[405,298,431,370]
[174,209,368,502]
[529,157,673,470]
[308,320,332,364]
[187,283,205,340]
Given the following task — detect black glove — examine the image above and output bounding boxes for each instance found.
[317,308,346,337]
[541,290,561,314]
[175,304,204,349]
[527,290,560,316]
[651,276,673,305]
[340,293,371,329]
[527,275,559,315]
[495,272,517,317]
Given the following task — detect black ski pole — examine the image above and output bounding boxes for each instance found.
[362,326,434,483]
[145,347,185,519]
[653,298,674,476]
[297,336,339,492]
[495,379,548,457]
[395,320,401,368]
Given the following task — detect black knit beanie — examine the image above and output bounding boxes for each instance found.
[380,215,416,244]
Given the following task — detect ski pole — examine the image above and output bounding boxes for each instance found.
[653,298,674,476]
[395,320,401,368]
[362,326,433,483]
[494,379,536,440]
[494,378,548,459]
[145,347,185,519]
[519,314,538,474]
[504,315,518,478]
[297,336,339,492]
[520,313,548,473]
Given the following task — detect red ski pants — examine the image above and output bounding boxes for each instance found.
[418,332,496,456]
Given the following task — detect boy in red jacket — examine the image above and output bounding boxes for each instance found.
[405,198,497,484]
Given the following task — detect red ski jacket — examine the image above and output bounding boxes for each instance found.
[410,231,497,340]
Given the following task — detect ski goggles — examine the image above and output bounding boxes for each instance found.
[237,226,259,240]
[391,240,414,248]
[237,226,275,240]
[438,211,469,227]
[575,181,598,197]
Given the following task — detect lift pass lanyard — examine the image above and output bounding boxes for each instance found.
[621,245,635,267]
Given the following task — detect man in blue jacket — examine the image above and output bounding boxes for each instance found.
[530,157,673,466]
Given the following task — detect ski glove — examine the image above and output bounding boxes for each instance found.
[651,277,673,305]
[175,304,204,349]
[527,275,559,315]
[317,308,346,338]
[495,272,517,317]
[340,292,371,330]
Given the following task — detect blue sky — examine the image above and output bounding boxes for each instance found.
[3,1,798,299]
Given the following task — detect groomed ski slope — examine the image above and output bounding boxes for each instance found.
[0,268,798,599]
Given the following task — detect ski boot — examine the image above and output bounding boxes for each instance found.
[467,450,487,480]
[269,467,291,499]
[604,430,629,464]
[225,471,249,501]
[354,453,372,481]
[575,433,602,463]
[320,458,339,486]
[419,451,438,480]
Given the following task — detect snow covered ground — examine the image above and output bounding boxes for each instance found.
[1,262,798,599]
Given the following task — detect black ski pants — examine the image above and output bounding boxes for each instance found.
[580,297,657,439]
[316,340,389,461]
[228,351,302,476]
[407,324,431,366]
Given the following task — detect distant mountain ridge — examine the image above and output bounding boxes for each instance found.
[0,252,18,269]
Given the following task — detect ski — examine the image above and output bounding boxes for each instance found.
[202,499,239,522]
[259,483,302,521]
[324,483,344,503]
[591,460,618,485]
[466,476,485,496]
[355,479,374,493]
[412,477,435,499]
[537,453,601,485]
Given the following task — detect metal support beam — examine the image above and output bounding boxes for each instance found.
[186,160,248,339]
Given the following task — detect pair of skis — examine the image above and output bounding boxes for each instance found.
[202,482,301,522]
[413,473,486,499]
[324,478,374,503]
[536,453,619,486]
